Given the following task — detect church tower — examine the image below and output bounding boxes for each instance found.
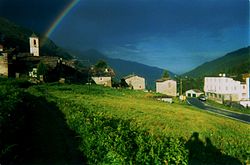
[29,33,39,56]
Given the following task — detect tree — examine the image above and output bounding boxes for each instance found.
[162,70,169,79]
[95,60,108,69]
[37,62,48,81]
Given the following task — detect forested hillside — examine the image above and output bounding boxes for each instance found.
[184,47,250,78]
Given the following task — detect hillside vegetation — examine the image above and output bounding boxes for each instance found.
[184,46,250,78]
[27,84,250,164]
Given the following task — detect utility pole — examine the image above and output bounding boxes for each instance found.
[180,78,182,96]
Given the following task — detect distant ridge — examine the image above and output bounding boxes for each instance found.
[183,47,250,78]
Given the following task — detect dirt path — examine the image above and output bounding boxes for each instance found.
[21,96,85,164]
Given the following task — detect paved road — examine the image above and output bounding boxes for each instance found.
[187,98,250,124]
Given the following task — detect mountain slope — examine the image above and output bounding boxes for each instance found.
[0,17,72,59]
[71,49,174,89]
[183,47,250,77]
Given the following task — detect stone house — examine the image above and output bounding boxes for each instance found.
[123,74,145,90]
[92,76,112,87]
[156,78,177,97]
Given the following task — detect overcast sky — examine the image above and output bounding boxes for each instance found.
[0,0,249,74]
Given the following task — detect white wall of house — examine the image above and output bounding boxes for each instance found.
[92,77,112,87]
[156,79,177,97]
[241,84,248,100]
[125,75,145,90]
[185,89,203,98]
[247,78,250,99]
[240,100,250,108]
[204,77,248,102]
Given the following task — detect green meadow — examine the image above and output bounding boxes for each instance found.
[1,80,249,164]
[28,84,250,164]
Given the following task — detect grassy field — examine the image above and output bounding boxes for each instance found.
[27,84,250,164]
[0,79,85,164]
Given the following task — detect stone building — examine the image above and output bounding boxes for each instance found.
[156,78,177,97]
[123,74,145,90]
[92,76,112,87]
[0,48,8,77]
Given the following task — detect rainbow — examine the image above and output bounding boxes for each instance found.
[44,0,80,39]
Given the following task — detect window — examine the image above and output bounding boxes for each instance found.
[226,87,228,91]
[33,39,37,46]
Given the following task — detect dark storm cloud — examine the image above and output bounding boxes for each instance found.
[0,0,248,73]
[0,0,69,32]
[71,0,248,38]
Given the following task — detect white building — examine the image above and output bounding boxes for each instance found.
[29,33,39,56]
[247,78,250,99]
[185,89,203,98]
[204,76,250,103]
[156,79,177,97]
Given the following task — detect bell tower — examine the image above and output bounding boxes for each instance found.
[29,33,39,56]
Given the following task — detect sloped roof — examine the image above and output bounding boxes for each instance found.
[30,33,38,38]
[155,78,172,82]
[123,74,144,80]
[186,89,203,93]
[123,74,136,79]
